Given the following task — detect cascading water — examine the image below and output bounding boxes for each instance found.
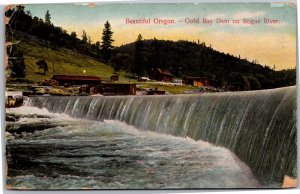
[27,86,297,186]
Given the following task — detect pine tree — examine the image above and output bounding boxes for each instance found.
[88,36,92,44]
[133,34,144,78]
[81,30,88,44]
[45,10,51,25]
[101,21,114,61]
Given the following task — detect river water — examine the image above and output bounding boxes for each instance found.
[6,106,260,189]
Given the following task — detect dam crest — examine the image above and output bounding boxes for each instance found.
[27,86,297,185]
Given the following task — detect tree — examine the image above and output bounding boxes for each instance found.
[26,11,32,17]
[81,30,88,44]
[70,31,78,48]
[95,41,101,49]
[90,41,101,55]
[5,5,33,38]
[148,37,161,70]
[36,59,48,75]
[133,34,145,78]
[7,46,26,78]
[101,21,114,61]
[248,76,261,90]
[227,72,250,91]
[45,10,51,25]
[110,53,132,72]
[70,31,77,39]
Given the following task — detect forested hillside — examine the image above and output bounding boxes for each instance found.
[111,39,296,90]
[5,5,296,90]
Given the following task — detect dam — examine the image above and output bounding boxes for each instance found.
[24,86,297,186]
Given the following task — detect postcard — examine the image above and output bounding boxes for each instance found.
[4,1,297,190]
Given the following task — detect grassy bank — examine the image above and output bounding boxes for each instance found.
[138,83,195,94]
[11,36,128,83]
[8,34,198,95]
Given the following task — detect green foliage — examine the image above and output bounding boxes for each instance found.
[139,83,194,94]
[227,72,250,91]
[136,34,143,41]
[45,10,51,25]
[36,59,48,75]
[109,53,132,72]
[7,45,26,78]
[133,34,145,78]
[5,6,101,60]
[5,6,295,90]
[5,5,32,42]
[247,76,261,90]
[273,69,296,87]
[112,39,296,90]
[70,31,77,39]
[81,30,88,44]
[101,21,114,61]
[12,35,127,83]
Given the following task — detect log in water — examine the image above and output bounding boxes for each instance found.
[27,86,297,186]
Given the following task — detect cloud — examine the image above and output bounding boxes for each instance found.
[233,11,265,19]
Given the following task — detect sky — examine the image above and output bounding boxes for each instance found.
[24,3,297,70]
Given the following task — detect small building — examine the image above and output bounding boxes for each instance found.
[110,74,119,82]
[172,79,183,85]
[184,77,210,87]
[51,75,101,86]
[93,83,136,95]
[149,68,174,82]
[5,91,23,108]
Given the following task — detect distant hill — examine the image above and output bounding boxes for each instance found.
[111,39,296,90]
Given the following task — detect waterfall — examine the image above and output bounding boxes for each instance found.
[27,86,297,186]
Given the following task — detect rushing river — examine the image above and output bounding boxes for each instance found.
[6,106,261,189]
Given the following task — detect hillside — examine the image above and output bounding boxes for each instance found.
[111,39,296,90]
[5,5,295,91]
[7,33,127,83]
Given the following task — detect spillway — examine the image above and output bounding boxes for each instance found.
[27,86,297,186]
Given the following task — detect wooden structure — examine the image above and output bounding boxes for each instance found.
[110,74,119,82]
[184,77,210,87]
[149,68,174,82]
[5,91,23,108]
[93,83,136,95]
[51,75,101,86]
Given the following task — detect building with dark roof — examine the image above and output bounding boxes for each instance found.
[93,83,136,95]
[51,75,101,86]
[149,68,174,82]
[184,76,210,87]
